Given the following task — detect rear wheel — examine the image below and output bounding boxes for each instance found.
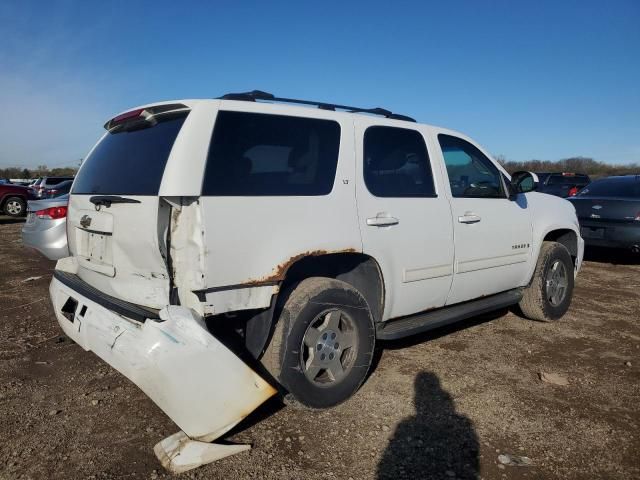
[3,196,26,217]
[519,241,574,321]
[262,277,375,408]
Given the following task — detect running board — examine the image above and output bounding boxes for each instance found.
[376,289,523,341]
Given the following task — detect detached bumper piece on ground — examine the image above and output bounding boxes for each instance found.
[49,261,276,473]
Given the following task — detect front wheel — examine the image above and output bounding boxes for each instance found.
[262,277,375,409]
[3,196,26,217]
[519,241,575,321]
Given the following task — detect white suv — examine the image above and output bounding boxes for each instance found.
[49,91,583,470]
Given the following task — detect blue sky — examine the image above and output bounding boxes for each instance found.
[0,0,638,168]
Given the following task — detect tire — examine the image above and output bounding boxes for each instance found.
[519,241,574,321]
[262,277,375,409]
[3,196,26,217]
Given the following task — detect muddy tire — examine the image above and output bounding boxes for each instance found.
[3,196,26,217]
[519,241,574,322]
[262,277,375,409]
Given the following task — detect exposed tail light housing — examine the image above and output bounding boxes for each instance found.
[35,206,68,219]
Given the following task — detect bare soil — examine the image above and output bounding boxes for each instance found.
[1,218,638,479]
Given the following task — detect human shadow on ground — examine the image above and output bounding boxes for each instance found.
[377,371,479,480]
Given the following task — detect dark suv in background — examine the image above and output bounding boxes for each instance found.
[535,172,590,198]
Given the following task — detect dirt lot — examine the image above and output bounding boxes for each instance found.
[0,218,638,480]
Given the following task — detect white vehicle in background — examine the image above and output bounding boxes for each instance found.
[49,91,583,472]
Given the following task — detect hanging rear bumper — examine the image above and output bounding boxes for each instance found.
[49,273,276,442]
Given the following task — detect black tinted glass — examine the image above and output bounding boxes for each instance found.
[203,111,340,196]
[72,114,187,195]
[548,175,589,186]
[578,178,639,198]
[438,134,504,198]
[46,177,73,185]
[363,126,435,197]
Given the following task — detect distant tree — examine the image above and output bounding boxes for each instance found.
[500,156,639,178]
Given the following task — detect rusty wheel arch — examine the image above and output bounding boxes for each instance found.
[241,251,386,360]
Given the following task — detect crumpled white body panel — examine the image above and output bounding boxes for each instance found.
[50,276,276,468]
[154,431,251,473]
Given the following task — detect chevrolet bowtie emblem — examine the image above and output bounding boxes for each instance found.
[80,215,92,228]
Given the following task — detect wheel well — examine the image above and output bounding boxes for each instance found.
[279,252,385,323]
[205,252,385,360]
[0,194,26,209]
[543,229,578,263]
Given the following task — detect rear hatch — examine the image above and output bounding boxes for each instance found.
[68,105,190,309]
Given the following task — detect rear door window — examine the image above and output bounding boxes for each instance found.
[363,126,436,197]
[202,111,340,196]
[72,113,188,195]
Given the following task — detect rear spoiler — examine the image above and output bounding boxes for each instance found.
[104,103,190,131]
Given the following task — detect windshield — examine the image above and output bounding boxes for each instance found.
[578,178,640,198]
[72,113,188,195]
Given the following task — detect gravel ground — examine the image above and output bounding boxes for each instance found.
[0,218,638,479]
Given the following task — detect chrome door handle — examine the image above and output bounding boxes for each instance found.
[458,213,481,224]
[367,214,399,227]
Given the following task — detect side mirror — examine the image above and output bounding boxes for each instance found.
[511,171,539,194]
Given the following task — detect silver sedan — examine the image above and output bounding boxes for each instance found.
[22,194,69,260]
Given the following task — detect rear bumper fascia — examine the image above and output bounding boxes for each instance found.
[579,221,640,249]
[21,220,69,260]
[49,274,276,442]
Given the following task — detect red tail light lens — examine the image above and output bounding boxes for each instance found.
[111,108,145,125]
[568,186,578,196]
[35,206,68,219]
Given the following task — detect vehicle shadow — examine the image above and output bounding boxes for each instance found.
[0,216,26,225]
[377,371,479,479]
[583,246,640,266]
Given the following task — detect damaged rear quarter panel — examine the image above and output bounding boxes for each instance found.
[198,103,362,310]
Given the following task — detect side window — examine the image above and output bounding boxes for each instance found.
[437,134,505,198]
[202,111,340,196]
[363,126,436,197]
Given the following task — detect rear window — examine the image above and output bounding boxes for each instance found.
[547,174,589,186]
[202,111,340,196]
[578,178,640,198]
[45,177,73,185]
[72,113,187,195]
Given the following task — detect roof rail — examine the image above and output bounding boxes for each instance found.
[218,90,416,122]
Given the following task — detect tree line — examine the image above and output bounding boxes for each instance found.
[497,156,639,178]
[0,165,78,180]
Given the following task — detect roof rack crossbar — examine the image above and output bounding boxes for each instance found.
[218,90,416,122]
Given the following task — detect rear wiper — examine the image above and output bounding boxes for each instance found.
[90,195,141,209]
